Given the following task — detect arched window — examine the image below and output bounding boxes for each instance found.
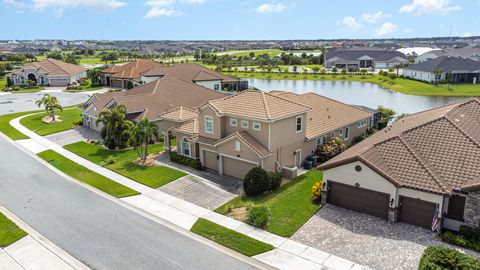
[18,76,25,85]
[182,137,191,157]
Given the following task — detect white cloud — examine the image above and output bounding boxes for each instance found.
[145,7,182,17]
[400,0,461,15]
[339,16,363,30]
[32,0,126,11]
[255,3,287,13]
[376,22,398,36]
[463,32,478,37]
[144,0,206,18]
[362,11,389,24]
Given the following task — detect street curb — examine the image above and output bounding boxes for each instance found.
[0,206,91,270]
[0,130,277,270]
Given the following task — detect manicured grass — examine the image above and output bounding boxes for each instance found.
[419,246,480,270]
[0,77,7,90]
[38,150,139,198]
[64,79,103,92]
[191,218,273,256]
[64,142,186,188]
[227,71,480,97]
[0,111,42,140]
[216,170,323,237]
[0,212,27,247]
[20,108,82,136]
[10,87,45,94]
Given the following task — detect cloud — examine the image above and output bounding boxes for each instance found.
[339,16,363,30]
[2,0,126,15]
[400,0,461,15]
[376,22,398,36]
[144,0,206,18]
[255,3,287,13]
[362,11,389,24]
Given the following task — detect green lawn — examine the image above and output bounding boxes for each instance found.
[0,77,7,90]
[64,142,186,188]
[216,170,323,237]
[64,79,103,92]
[0,212,27,247]
[10,87,45,94]
[38,150,139,198]
[20,108,82,136]
[191,218,273,256]
[228,71,480,97]
[0,111,42,140]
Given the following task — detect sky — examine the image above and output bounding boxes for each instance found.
[0,0,479,40]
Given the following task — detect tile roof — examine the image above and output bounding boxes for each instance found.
[405,56,480,73]
[13,58,86,76]
[159,107,198,122]
[141,63,239,83]
[204,90,311,122]
[173,119,199,135]
[320,99,480,195]
[102,60,164,80]
[272,92,373,140]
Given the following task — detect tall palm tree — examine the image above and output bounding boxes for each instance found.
[87,68,103,86]
[96,105,133,148]
[126,118,159,162]
[433,68,443,85]
[35,94,63,122]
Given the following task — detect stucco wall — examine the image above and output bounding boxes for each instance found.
[195,80,222,90]
[141,76,162,84]
[222,116,269,148]
[198,106,223,140]
[403,69,437,83]
[176,132,198,158]
[270,113,306,149]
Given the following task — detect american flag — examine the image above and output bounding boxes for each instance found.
[431,205,439,232]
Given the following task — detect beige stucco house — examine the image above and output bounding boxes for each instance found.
[171,90,373,180]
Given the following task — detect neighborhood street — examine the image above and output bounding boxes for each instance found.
[0,136,260,270]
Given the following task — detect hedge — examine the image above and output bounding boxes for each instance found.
[419,246,480,270]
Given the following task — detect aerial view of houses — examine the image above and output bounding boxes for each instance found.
[1,1,480,270]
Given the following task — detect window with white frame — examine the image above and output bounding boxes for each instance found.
[205,116,214,134]
[230,118,238,127]
[182,137,191,157]
[339,129,343,137]
[241,120,249,129]
[253,122,261,131]
[316,137,325,147]
[345,127,349,140]
[357,120,367,128]
[330,132,335,138]
[214,84,220,90]
[296,115,303,133]
[234,141,241,152]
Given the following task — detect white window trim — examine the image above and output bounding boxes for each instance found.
[181,137,191,157]
[296,115,303,133]
[234,141,241,152]
[344,127,350,140]
[205,116,214,134]
[253,122,261,131]
[230,118,238,127]
[241,120,249,129]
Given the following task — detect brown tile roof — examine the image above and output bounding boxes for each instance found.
[15,58,86,76]
[102,60,164,80]
[320,99,480,195]
[194,136,219,145]
[141,63,239,83]
[193,131,271,158]
[159,107,198,122]
[173,119,199,135]
[89,77,226,121]
[204,90,311,122]
[272,91,373,140]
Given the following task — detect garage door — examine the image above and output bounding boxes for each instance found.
[203,150,219,172]
[49,79,68,87]
[111,79,124,88]
[399,196,436,229]
[222,156,257,180]
[327,181,389,219]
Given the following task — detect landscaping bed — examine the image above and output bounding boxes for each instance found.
[64,141,186,188]
[442,226,480,253]
[20,108,82,136]
[215,169,323,237]
[190,218,273,257]
[0,212,27,247]
[419,246,480,270]
[38,150,140,198]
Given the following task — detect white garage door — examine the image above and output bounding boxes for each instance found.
[49,79,68,87]
[222,156,257,180]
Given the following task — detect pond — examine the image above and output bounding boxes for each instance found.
[246,78,469,114]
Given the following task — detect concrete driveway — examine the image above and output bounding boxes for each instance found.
[292,204,479,270]
[45,126,102,146]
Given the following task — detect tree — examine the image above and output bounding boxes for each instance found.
[194,51,200,61]
[243,167,269,196]
[47,52,63,60]
[315,138,346,163]
[394,64,402,76]
[377,106,396,129]
[126,118,160,162]
[96,105,133,149]
[65,53,81,65]
[87,68,103,86]
[6,76,13,87]
[35,94,63,122]
[433,68,442,85]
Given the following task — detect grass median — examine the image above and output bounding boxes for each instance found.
[0,212,28,247]
[64,141,186,188]
[191,218,273,257]
[38,150,140,198]
[0,111,42,140]
[216,169,323,237]
[20,108,82,136]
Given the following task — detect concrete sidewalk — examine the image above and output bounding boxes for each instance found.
[10,115,371,270]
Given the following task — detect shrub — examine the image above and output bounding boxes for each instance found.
[267,172,282,190]
[419,246,480,270]
[315,138,346,163]
[311,182,323,199]
[441,226,480,253]
[243,167,269,196]
[72,119,83,126]
[169,152,203,170]
[247,206,270,229]
[126,80,134,89]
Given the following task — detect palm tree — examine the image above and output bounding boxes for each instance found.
[126,118,159,162]
[433,68,443,85]
[35,94,63,122]
[96,105,133,148]
[87,68,103,86]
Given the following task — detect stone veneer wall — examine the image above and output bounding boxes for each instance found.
[465,190,480,228]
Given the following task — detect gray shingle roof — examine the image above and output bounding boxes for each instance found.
[404,56,480,73]
[326,48,407,62]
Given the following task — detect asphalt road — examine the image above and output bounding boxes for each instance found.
[0,92,92,115]
[0,137,260,270]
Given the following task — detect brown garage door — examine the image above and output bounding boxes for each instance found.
[222,156,257,180]
[203,150,218,172]
[327,181,389,219]
[111,79,124,88]
[399,196,436,229]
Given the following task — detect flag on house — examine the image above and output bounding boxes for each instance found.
[431,205,439,232]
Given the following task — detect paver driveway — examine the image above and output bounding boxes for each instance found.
[292,204,479,270]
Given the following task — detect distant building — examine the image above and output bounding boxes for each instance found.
[325,48,408,69]
[415,47,480,63]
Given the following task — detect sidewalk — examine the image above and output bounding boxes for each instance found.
[10,115,371,270]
